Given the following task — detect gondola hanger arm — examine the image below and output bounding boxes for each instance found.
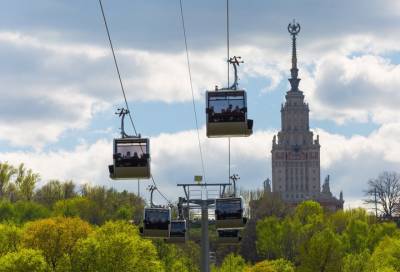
[228,56,243,90]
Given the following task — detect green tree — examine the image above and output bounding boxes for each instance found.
[367,236,400,272]
[329,210,349,234]
[0,162,17,199]
[241,192,288,262]
[154,241,191,272]
[280,217,302,262]
[34,180,63,207]
[214,253,247,272]
[22,217,92,270]
[114,205,134,220]
[79,184,144,225]
[14,201,50,223]
[343,250,370,272]
[61,180,76,199]
[294,201,323,225]
[367,222,398,251]
[256,216,283,259]
[246,259,294,272]
[297,228,344,272]
[0,248,50,272]
[0,201,16,222]
[35,180,77,208]
[343,219,369,253]
[0,223,21,256]
[52,196,99,223]
[329,208,369,235]
[179,241,201,272]
[72,221,163,272]
[15,164,40,201]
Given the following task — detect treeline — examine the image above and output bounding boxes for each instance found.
[1,161,400,271]
[213,199,400,272]
[256,201,399,271]
[0,162,144,225]
[0,218,200,272]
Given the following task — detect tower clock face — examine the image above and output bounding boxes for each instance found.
[287,151,305,160]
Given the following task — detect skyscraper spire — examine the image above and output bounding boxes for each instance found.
[288,19,301,91]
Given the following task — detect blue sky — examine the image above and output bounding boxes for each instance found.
[1,0,400,208]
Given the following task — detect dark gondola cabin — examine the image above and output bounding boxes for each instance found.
[167,220,187,243]
[143,207,171,238]
[206,89,253,137]
[217,229,242,244]
[109,137,150,179]
[215,197,245,229]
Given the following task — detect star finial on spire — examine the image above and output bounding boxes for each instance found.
[287,19,301,91]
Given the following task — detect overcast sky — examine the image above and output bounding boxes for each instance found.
[1,0,400,208]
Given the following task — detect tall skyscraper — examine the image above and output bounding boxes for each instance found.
[271,21,343,211]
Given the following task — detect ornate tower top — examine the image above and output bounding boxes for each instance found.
[288,19,301,92]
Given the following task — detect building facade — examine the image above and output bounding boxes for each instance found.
[271,21,343,211]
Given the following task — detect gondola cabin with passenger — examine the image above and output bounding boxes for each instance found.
[167,220,187,243]
[143,207,171,238]
[108,108,151,180]
[206,89,252,137]
[205,56,253,138]
[109,137,150,179]
[215,197,245,229]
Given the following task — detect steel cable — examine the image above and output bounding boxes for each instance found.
[98,0,171,205]
[178,0,207,181]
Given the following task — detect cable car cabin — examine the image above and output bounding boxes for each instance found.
[143,207,171,238]
[215,197,245,229]
[217,229,242,244]
[109,137,150,179]
[206,89,253,137]
[166,220,187,243]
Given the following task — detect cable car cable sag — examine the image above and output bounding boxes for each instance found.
[98,0,171,205]
[178,0,206,180]
[98,0,137,136]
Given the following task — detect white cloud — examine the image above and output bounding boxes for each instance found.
[1,139,111,187]
[296,53,400,125]
[2,27,400,148]
[1,125,399,205]
[0,32,107,59]
[0,30,289,148]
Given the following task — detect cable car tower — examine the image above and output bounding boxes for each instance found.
[177,173,246,272]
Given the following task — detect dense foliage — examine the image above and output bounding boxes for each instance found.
[1,161,399,271]
[252,201,400,272]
